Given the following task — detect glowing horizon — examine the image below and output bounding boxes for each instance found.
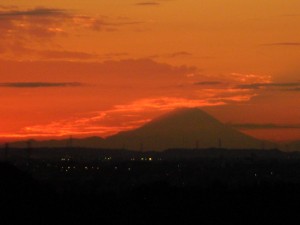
[1,1,300,142]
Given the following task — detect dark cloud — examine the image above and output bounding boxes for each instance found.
[149,51,193,59]
[0,7,70,41]
[194,81,223,86]
[38,50,98,60]
[38,50,129,60]
[134,0,175,6]
[0,82,83,88]
[0,7,143,57]
[285,87,300,91]
[262,42,300,46]
[168,51,192,58]
[229,123,300,130]
[135,2,160,6]
[236,82,300,90]
[102,52,129,59]
[0,7,69,18]
[92,21,142,31]
[0,7,141,37]
[72,15,142,32]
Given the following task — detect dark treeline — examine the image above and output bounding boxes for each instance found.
[1,148,300,224]
[1,147,300,162]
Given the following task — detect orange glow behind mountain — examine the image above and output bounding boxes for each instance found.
[1,1,300,143]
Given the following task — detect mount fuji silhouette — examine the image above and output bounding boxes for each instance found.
[104,108,264,150]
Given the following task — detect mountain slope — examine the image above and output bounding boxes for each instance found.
[284,140,300,152]
[105,108,265,151]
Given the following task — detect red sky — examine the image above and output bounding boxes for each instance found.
[1,1,300,142]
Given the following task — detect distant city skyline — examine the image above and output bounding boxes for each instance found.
[1,1,300,142]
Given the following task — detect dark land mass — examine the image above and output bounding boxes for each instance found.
[1,148,300,224]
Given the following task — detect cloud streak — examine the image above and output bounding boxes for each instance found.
[0,82,83,88]
[236,82,300,90]
[1,89,257,139]
[230,123,300,130]
[38,50,98,60]
[135,2,160,6]
[287,87,300,91]
[194,81,223,86]
[262,42,300,46]
[7,97,226,139]
[0,7,69,18]
[149,51,193,59]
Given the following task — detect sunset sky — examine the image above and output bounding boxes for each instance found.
[1,0,300,142]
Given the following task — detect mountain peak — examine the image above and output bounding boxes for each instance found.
[106,107,263,151]
[147,107,209,120]
[161,107,209,115]
[140,107,221,131]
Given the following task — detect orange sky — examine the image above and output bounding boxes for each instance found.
[1,0,300,142]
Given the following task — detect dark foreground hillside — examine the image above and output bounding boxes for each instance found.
[2,155,300,225]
